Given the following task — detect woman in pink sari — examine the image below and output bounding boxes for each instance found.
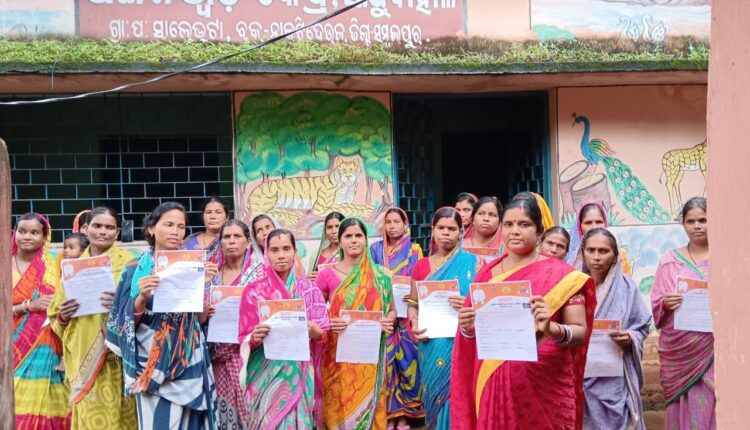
[651,197,714,429]
[462,196,504,263]
[238,228,330,429]
[451,198,596,430]
[454,192,478,236]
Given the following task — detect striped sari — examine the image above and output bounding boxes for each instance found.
[370,223,425,421]
[319,230,393,429]
[105,253,216,430]
[211,248,265,429]
[13,215,71,429]
[411,248,478,430]
[48,245,138,430]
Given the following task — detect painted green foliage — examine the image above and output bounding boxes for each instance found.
[236,91,393,204]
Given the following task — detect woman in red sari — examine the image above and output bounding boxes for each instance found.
[454,192,478,236]
[451,198,596,430]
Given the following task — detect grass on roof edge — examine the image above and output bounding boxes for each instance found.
[0,36,709,71]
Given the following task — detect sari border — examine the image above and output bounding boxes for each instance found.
[666,354,714,405]
[673,249,707,280]
[474,268,591,416]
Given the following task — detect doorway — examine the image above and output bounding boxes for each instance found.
[393,92,550,249]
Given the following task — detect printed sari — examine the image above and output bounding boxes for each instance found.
[309,222,339,272]
[210,247,264,429]
[318,223,393,430]
[451,256,596,430]
[370,210,425,421]
[184,232,222,264]
[238,242,330,430]
[651,249,715,430]
[48,245,137,430]
[411,247,478,430]
[105,253,216,430]
[13,215,71,429]
[583,258,651,430]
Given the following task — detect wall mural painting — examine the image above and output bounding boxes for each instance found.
[0,0,75,37]
[234,91,394,242]
[530,0,711,42]
[556,85,706,296]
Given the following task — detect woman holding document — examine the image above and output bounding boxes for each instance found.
[370,207,425,430]
[316,218,396,429]
[238,228,330,429]
[580,228,650,430]
[451,198,596,430]
[408,207,478,430]
[49,207,138,429]
[105,202,217,429]
[12,212,71,429]
[208,219,264,429]
[651,197,715,429]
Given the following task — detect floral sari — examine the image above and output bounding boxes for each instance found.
[451,256,596,430]
[411,247,478,430]
[13,215,71,429]
[238,242,330,430]
[319,221,393,429]
[105,253,216,430]
[48,245,137,430]
[210,247,264,429]
[651,249,715,430]
[370,209,425,421]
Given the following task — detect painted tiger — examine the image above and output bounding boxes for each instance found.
[246,157,375,225]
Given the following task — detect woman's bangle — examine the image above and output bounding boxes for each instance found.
[553,323,573,345]
[56,312,70,326]
[459,327,475,339]
[23,299,31,313]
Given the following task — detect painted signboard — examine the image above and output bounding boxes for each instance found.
[78,0,464,47]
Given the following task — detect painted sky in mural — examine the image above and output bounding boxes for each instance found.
[78,0,462,47]
[0,0,75,37]
[234,91,394,242]
[530,0,710,41]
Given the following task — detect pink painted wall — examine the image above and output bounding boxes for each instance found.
[706,1,750,427]
[555,85,706,298]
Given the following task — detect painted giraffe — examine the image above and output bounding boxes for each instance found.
[659,140,707,218]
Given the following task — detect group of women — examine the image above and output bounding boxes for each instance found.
[10,191,713,430]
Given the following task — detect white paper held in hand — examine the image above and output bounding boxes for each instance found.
[471,281,537,362]
[674,277,712,333]
[336,310,382,364]
[153,250,206,313]
[259,299,311,361]
[207,286,244,344]
[417,279,460,339]
[584,320,624,378]
[61,255,116,318]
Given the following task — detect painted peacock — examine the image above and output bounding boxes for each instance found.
[573,114,671,224]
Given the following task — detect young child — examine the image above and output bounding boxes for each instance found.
[63,232,89,260]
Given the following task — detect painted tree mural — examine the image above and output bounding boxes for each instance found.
[235,91,394,238]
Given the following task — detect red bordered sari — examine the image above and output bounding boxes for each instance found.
[451,256,596,430]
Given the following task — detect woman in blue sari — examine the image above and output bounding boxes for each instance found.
[106,202,217,429]
[407,207,478,430]
[371,207,424,430]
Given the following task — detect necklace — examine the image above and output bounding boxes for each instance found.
[686,243,702,267]
[333,265,351,277]
[470,235,492,248]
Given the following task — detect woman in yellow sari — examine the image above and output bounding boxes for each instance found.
[315,218,397,429]
[49,207,138,429]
